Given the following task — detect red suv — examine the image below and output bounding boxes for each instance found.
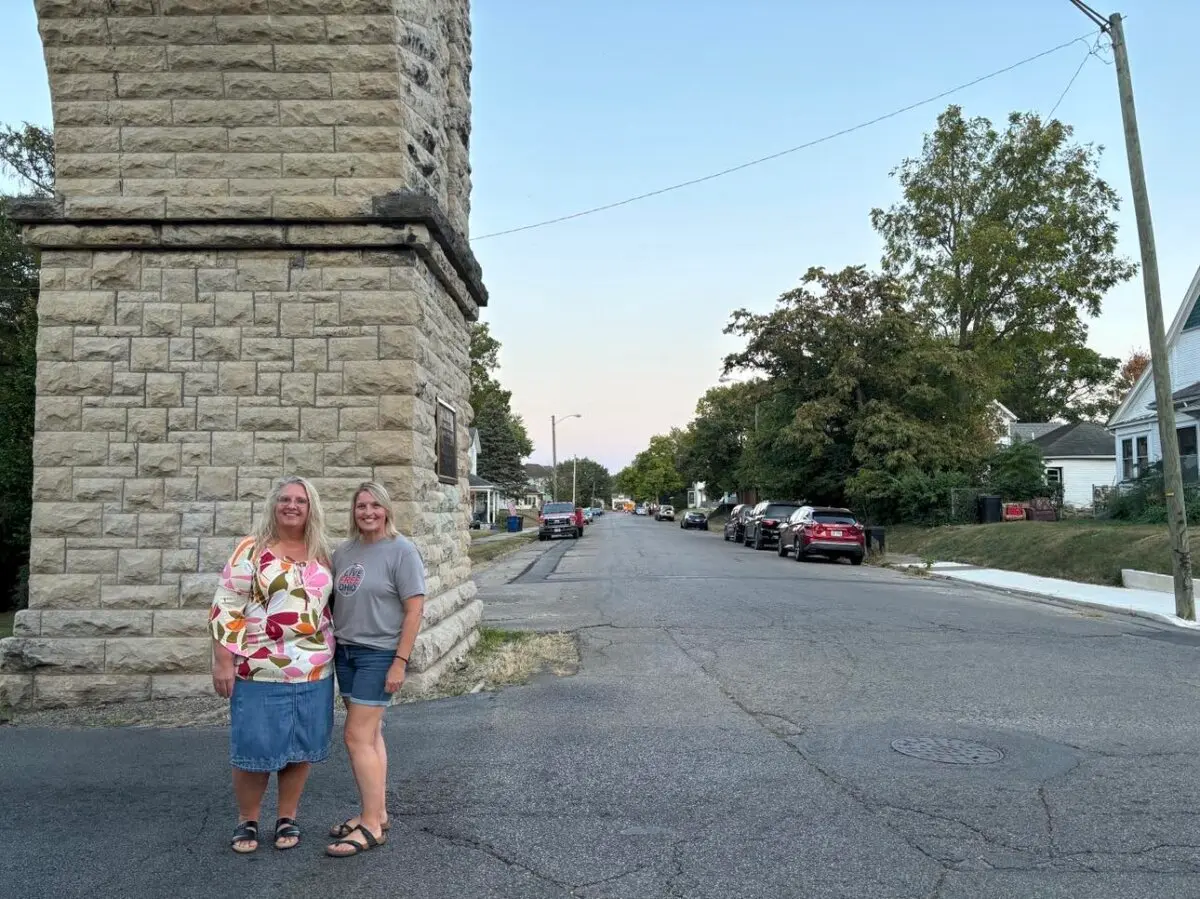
[781,506,865,565]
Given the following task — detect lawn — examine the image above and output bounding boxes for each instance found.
[0,610,13,639]
[885,520,1182,586]
[468,532,538,566]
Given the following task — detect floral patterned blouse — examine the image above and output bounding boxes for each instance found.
[209,536,335,683]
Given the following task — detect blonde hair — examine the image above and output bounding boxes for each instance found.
[253,476,333,564]
[348,481,401,541]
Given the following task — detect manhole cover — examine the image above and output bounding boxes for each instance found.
[890,738,1004,765]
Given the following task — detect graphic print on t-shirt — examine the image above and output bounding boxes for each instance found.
[337,563,366,596]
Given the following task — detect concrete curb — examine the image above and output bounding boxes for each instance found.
[906,567,1200,632]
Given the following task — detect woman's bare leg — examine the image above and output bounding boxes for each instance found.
[274,762,312,848]
[232,769,269,851]
[328,703,388,854]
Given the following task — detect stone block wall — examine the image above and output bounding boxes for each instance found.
[0,0,485,709]
[34,0,471,236]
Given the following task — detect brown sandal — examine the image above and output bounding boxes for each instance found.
[329,818,390,838]
[326,823,386,857]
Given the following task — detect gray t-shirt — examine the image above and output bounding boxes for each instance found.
[332,536,427,651]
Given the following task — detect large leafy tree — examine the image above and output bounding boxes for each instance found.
[871,105,1134,420]
[683,382,760,498]
[0,123,51,610]
[550,457,612,506]
[723,265,994,506]
[616,434,686,503]
[468,322,533,499]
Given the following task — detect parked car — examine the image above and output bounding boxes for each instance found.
[783,506,865,565]
[583,508,595,523]
[742,500,803,550]
[634,505,648,516]
[538,501,582,540]
[680,510,708,530]
[656,505,676,522]
[723,504,753,543]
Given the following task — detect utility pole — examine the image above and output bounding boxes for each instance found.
[1069,3,1193,618]
[550,413,581,506]
[572,456,578,506]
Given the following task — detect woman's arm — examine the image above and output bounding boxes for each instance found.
[385,595,425,694]
[386,543,428,693]
[210,537,256,697]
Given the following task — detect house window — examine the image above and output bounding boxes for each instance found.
[1179,426,1199,483]
[1136,436,1149,478]
[1046,467,1063,485]
[435,400,458,484]
[1121,438,1134,481]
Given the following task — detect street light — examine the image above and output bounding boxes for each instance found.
[551,413,581,501]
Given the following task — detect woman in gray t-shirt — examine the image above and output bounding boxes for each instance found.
[325,481,427,858]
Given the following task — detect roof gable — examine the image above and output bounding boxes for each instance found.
[1108,261,1200,427]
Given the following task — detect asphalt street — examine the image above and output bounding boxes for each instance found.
[5,513,1200,898]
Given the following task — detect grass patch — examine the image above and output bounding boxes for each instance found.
[0,611,14,639]
[468,531,538,566]
[885,521,1181,586]
[413,628,580,700]
[474,625,531,655]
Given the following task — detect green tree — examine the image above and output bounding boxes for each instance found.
[683,382,760,498]
[551,457,612,506]
[469,323,533,499]
[985,440,1048,501]
[0,122,51,610]
[872,105,1134,420]
[616,434,685,503]
[724,265,994,506]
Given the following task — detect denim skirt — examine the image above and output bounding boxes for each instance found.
[229,676,335,773]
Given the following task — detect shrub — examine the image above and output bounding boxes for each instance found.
[847,468,973,526]
[984,441,1049,501]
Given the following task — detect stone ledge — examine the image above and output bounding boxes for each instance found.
[9,189,487,314]
[401,627,480,697]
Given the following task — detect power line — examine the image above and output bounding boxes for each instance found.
[1048,35,1103,119]
[471,29,1103,243]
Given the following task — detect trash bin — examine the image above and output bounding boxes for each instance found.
[977,495,1003,524]
[506,515,522,533]
[867,526,886,554]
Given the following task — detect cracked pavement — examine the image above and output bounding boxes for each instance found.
[5,515,1200,897]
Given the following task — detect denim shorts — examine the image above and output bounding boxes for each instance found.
[335,642,398,707]
[229,676,334,772]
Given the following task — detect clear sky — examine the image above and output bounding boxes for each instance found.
[2,2,1197,473]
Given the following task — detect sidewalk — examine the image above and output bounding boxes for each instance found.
[893,557,1200,630]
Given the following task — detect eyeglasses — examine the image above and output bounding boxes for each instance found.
[278,497,309,507]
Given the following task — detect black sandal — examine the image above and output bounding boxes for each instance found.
[274,817,301,850]
[329,818,390,838]
[325,823,385,857]
[231,820,259,854]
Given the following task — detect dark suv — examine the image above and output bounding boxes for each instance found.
[723,504,753,543]
[743,501,803,550]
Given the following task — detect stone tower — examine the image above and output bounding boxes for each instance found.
[0,0,486,709]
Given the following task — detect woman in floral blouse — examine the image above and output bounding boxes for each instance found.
[210,476,335,854]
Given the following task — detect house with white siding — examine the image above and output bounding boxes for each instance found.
[1107,264,1200,485]
[1030,422,1116,509]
